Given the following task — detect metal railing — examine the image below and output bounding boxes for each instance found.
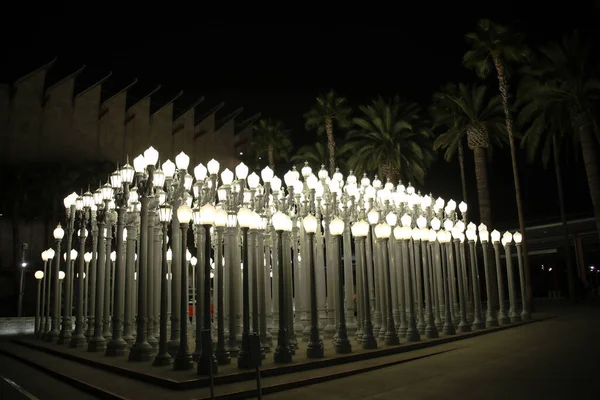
[0,376,38,400]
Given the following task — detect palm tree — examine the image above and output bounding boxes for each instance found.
[518,32,600,300]
[517,73,576,301]
[431,83,470,213]
[304,90,352,176]
[432,83,507,227]
[519,32,600,241]
[341,96,434,185]
[248,118,293,170]
[463,19,533,310]
[291,138,350,174]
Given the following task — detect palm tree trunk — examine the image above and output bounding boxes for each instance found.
[553,136,575,302]
[493,56,533,311]
[472,147,491,227]
[325,117,336,177]
[578,123,600,244]
[458,141,469,223]
[268,144,275,170]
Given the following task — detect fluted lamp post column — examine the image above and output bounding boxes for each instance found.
[303,213,323,359]
[35,271,44,335]
[58,192,77,345]
[198,203,219,375]
[48,224,65,342]
[153,203,173,366]
[465,228,484,330]
[491,230,510,325]
[42,248,55,339]
[376,221,400,346]
[213,208,230,365]
[437,229,455,335]
[513,232,532,321]
[330,217,352,353]
[479,228,498,328]
[272,211,293,362]
[173,202,194,370]
[38,252,49,338]
[502,232,521,323]
[398,216,420,342]
[352,220,377,349]
[237,206,254,368]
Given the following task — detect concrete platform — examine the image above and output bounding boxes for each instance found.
[0,317,549,399]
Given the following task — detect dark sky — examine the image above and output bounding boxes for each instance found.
[2,2,599,228]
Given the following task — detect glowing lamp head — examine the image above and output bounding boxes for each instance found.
[284,170,298,187]
[513,232,523,244]
[416,215,427,229]
[237,207,253,229]
[84,252,92,263]
[351,220,370,237]
[385,212,398,227]
[207,159,220,175]
[459,201,467,213]
[35,270,44,280]
[59,271,65,280]
[479,229,489,243]
[306,174,318,190]
[271,176,282,192]
[177,203,193,224]
[301,163,312,178]
[162,159,176,178]
[272,212,291,232]
[400,213,412,227]
[374,223,392,239]
[430,217,441,231]
[166,248,172,262]
[46,248,55,260]
[302,214,318,234]
[158,204,173,223]
[220,168,234,185]
[466,229,477,242]
[491,229,501,243]
[143,146,159,166]
[247,172,260,189]
[194,163,207,181]
[214,209,228,227]
[41,250,48,262]
[175,151,190,170]
[261,166,274,183]
[235,162,249,180]
[132,155,146,174]
[367,209,380,225]
[53,224,65,240]
[329,217,345,236]
[443,219,454,231]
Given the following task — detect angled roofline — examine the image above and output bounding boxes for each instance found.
[14,57,57,85]
[102,78,138,104]
[174,96,205,120]
[238,112,261,130]
[46,65,86,91]
[152,90,183,116]
[75,71,113,98]
[216,107,244,130]
[128,85,161,110]
[194,102,225,125]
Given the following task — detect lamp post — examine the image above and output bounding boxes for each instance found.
[173,202,193,370]
[17,243,28,318]
[376,222,399,346]
[466,229,484,330]
[34,270,44,334]
[58,192,77,345]
[303,213,323,359]
[83,252,92,336]
[419,226,438,339]
[71,191,93,348]
[38,251,49,338]
[213,208,230,365]
[198,203,219,374]
[352,220,377,349]
[502,232,521,323]
[153,203,173,366]
[330,217,352,353]
[438,229,455,335]
[48,224,64,342]
[491,230,510,325]
[237,206,254,368]
[398,216,420,341]
[513,232,532,321]
[42,248,55,339]
[452,230,470,333]
[479,228,498,328]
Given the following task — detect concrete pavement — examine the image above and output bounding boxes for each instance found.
[266,303,600,400]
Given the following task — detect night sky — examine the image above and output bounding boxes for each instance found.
[2,2,599,228]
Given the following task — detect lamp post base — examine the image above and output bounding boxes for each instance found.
[68,334,87,349]
[384,331,400,346]
[471,319,485,330]
[167,339,180,358]
[274,345,293,363]
[57,330,72,345]
[424,326,439,339]
[334,337,352,354]
[521,311,532,321]
[87,337,106,352]
[215,349,231,365]
[406,325,421,341]
[457,321,471,333]
[198,355,218,375]
[173,354,194,371]
[152,353,173,366]
[306,340,324,358]
[46,329,60,343]
[105,338,128,356]
[129,342,153,362]
[485,311,499,328]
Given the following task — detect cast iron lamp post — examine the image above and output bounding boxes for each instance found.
[491,230,510,325]
[437,229,455,335]
[502,231,521,323]
[48,224,65,342]
[478,227,498,328]
[237,206,254,368]
[197,202,219,375]
[330,217,351,353]
[303,213,323,359]
[173,202,194,370]
[352,219,377,349]
[465,228,484,330]
[38,251,49,338]
[35,270,44,335]
[513,232,532,321]
[273,211,293,362]
[153,203,173,366]
[375,222,400,345]
[41,248,55,339]
[58,192,77,345]
[212,208,230,365]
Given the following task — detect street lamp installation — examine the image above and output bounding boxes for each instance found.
[38,147,532,375]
